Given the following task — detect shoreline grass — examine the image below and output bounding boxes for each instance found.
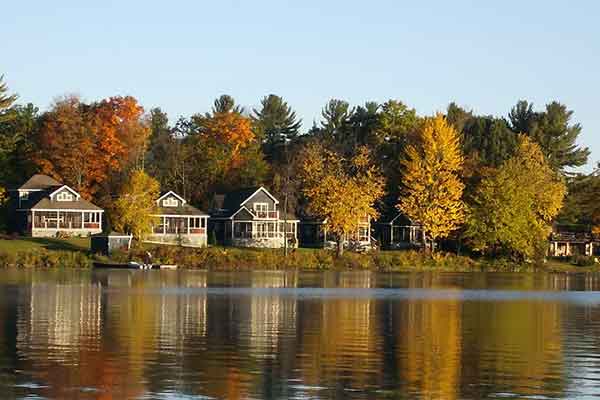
[0,236,597,272]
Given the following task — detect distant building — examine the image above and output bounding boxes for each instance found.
[147,191,209,247]
[549,224,599,257]
[374,213,423,250]
[209,187,298,248]
[299,215,372,250]
[9,174,104,237]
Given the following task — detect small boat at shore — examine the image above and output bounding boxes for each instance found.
[93,261,178,270]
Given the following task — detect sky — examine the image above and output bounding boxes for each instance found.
[2,0,599,171]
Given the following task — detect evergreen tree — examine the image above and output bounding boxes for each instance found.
[212,94,244,114]
[508,100,589,172]
[0,75,18,123]
[319,99,352,143]
[0,103,40,186]
[252,94,302,160]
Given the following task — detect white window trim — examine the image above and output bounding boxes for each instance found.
[163,197,179,207]
[56,192,75,202]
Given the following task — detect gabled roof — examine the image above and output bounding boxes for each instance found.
[376,212,419,226]
[240,187,279,206]
[153,190,207,216]
[157,191,186,205]
[49,185,81,200]
[19,174,62,191]
[211,186,278,218]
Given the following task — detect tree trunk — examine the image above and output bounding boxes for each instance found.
[337,237,344,257]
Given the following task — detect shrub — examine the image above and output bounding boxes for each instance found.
[571,255,596,267]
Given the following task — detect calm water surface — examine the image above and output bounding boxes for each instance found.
[0,270,599,399]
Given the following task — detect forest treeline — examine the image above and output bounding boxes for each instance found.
[0,74,598,261]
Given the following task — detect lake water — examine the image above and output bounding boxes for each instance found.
[0,270,600,399]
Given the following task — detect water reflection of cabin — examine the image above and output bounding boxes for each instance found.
[148,191,209,247]
[298,216,371,248]
[548,224,599,257]
[10,174,104,237]
[375,213,423,250]
[209,187,299,248]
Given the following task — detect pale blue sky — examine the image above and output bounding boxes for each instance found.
[2,0,599,170]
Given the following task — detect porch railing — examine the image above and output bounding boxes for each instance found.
[255,210,279,219]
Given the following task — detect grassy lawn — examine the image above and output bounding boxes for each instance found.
[542,258,600,273]
[0,236,90,255]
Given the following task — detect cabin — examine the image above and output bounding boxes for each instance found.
[298,215,372,250]
[209,187,299,248]
[375,213,423,250]
[548,224,600,257]
[9,174,104,237]
[147,191,209,247]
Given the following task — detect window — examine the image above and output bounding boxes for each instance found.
[20,192,29,201]
[254,203,268,213]
[358,226,369,242]
[163,197,178,207]
[84,212,100,223]
[254,203,269,218]
[56,191,74,202]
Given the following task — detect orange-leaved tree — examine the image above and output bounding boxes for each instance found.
[36,95,149,199]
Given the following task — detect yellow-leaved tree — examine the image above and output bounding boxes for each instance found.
[398,113,465,250]
[299,142,385,256]
[113,170,160,241]
[465,135,566,261]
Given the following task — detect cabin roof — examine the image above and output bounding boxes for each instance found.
[211,187,269,217]
[18,174,62,191]
[30,197,103,211]
[155,203,208,216]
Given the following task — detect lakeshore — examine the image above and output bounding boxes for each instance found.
[0,236,596,273]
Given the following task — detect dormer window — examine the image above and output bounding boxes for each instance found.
[56,192,74,202]
[163,197,178,207]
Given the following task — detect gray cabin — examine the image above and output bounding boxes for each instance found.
[9,174,104,237]
[209,187,298,248]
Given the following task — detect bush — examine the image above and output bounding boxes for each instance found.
[571,255,596,267]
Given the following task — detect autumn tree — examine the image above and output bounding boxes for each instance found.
[398,114,465,250]
[299,142,385,256]
[183,97,268,207]
[35,95,149,200]
[464,136,566,261]
[36,96,97,197]
[508,100,589,172]
[113,169,160,241]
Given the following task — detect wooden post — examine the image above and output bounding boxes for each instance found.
[163,216,166,235]
[187,217,190,235]
[390,223,394,246]
[31,210,35,234]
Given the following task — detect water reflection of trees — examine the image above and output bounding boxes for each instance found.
[0,270,580,399]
